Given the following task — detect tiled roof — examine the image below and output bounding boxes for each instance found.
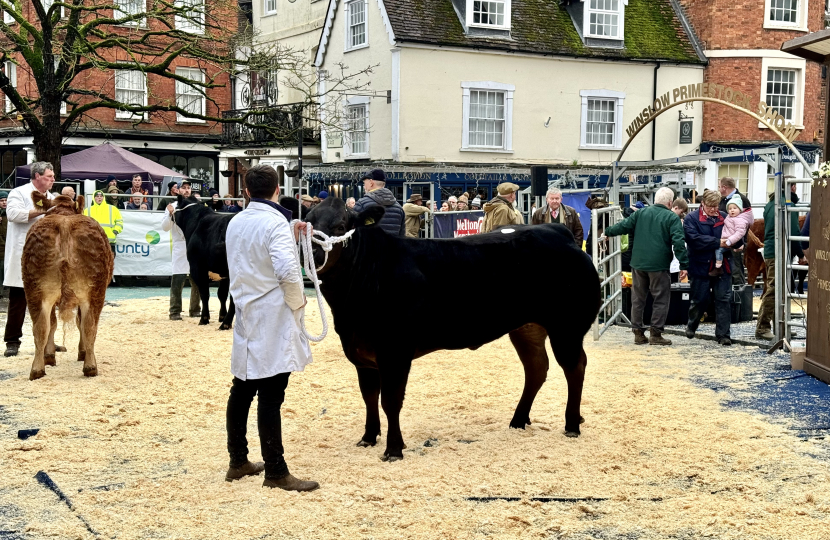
[383,0,705,64]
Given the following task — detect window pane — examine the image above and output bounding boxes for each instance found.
[586,0,620,38]
[765,68,796,121]
[585,98,616,146]
[348,1,366,47]
[770,0,798,23]
[348,104,368,154]
[471,0,506,27]
[468,90,506,148]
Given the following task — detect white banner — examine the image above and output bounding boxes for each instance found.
[113,210,173,276]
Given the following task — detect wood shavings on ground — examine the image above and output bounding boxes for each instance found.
[0,295,829,539]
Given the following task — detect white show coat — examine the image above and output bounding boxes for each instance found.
[227,201,312,380]
[160,201,191,275]
[4,182,55,288]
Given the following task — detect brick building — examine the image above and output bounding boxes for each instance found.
[0,0,236,194]
[679,0,826,205]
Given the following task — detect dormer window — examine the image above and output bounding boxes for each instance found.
[466,0,511,30]
[585,0,623,39]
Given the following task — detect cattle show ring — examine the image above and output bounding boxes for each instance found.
[2,88,830,540]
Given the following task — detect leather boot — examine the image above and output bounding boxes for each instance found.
[263,473,319,492]
[4,343,20,357]
[648,328,672,346]
[632,329,648,345]
[225,461,265,482]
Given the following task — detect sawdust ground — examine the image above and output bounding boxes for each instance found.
[0,296,828,539]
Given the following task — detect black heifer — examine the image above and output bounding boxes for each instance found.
[306,197,601,461]
[173,195,237,329]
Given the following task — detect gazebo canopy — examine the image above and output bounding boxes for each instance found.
[15,143,187,186]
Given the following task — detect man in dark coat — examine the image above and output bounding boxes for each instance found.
[684,189,733,346]
[353,169,405,236]
[531,187,583,249]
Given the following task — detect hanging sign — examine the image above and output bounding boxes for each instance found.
[679,120,693,144]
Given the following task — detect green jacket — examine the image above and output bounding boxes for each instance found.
[605,204,689,272]
[762,198,802,260]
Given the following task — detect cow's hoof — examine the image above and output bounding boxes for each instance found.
[83,366,98,377]
[580,415,585,424]
[380,452,403,462]
[44,354,56,367]
[564,430,581,438]
[199,318,210,326]
[55,345,67,352]
[218,323,231,331]
[509,417,530,429]
[29,369,45,381]
[356,438,377,447]
[77,351,86,362]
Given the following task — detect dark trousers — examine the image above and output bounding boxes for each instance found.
[687,273,732,340]
[631,269,671,331]
[226,373,291,479]
[4,286,27,345]
[730,249,746,285]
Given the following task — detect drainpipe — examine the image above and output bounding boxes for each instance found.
[652,62,660,161]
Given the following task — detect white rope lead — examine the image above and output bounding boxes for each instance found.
[291,220,355,342]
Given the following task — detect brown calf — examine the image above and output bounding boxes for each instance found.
[744,216,807,292]
[23,193,113,380]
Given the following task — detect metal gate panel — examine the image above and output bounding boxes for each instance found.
[591,205,629,340]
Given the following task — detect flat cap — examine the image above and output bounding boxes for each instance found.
[497,182,520,195]
[301,195,314,202]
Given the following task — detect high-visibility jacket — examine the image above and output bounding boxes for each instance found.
[84,202,124,243]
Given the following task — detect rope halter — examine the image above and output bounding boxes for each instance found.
[291,219,355,342]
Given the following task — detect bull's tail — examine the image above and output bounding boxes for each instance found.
[747,228,764,249]
[57,225,80,326]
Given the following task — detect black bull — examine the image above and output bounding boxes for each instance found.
[306,197,601,461]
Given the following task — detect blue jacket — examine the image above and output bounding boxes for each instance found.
[353,188,406,236]
[684,209,730,277]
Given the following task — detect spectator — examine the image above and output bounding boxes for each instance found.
[789,182,800,205]
[684,190,734,346]
[584,196,611,255]
[209,189,224,212]
[603,187,688,346]
[439,202,449,212]
[0,191,7,298]
[346,197,356,209]
[353,169,406,236]
[4,162,56,357]
[793,212,810,295]
[157,180,179,210]
[671,198,688,219]
[717,176,751,283]
[402,194,431,238]
[457,195,469,211]
[471,197,482,210]
[125,193,144,210]
[712,195,754,277]
[481,182,523,233]
[531,187,584,250]
[126,174,150,207]
[161,180,201,321]
[61,186,76,200]
[318,190,329,200]
[620,206,635,272]
[301,195,314,209]
[223,194,242,213]
[84,190,124,256]
[139,203,149,211]
[105,177,121,207]
[755,193,805,340]
[447,196,458,211]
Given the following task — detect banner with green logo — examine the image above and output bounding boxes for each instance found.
[113,210,173,276]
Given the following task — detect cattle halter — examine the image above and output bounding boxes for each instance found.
[292,220,355,342]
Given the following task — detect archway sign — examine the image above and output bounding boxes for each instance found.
[617,82,814,173]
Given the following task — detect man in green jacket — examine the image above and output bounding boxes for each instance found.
[755,192,806,339]
[602,187,689,346]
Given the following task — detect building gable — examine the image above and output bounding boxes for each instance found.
[316,0,397,67]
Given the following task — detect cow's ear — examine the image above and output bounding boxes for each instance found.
[75,195,84,213]
[32,190,51,210]
[355,205,385,228]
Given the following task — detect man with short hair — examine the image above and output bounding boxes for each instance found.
[684,189,733,346]
[447,196,458,211]
[603,187,688,345]
[346,197,356,209]
[84,190,124,256]
[481,182,524,233]
[4,162,56,357]
[126,174,149,207]
[532,187,584,249]
[162,180,201,321]
[353,169,406,236]
[61,186,76,200]
[671,198,688,219]
[224,164,318,492]
[402,193,431,238]
[125,193,144,210]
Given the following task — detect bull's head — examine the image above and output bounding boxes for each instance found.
[33,192,84,216]
[305,197,385,271]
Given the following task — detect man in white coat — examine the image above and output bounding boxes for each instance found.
[161,179,200,321]
[4,162,56,357]
[223,164,318,492]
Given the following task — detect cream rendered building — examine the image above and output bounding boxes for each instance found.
[314,0,708,199]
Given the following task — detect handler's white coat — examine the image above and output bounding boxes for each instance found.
[161,201,191,275]
[226,201,311,380]
[4,182,54,288]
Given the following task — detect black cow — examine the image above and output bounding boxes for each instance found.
[305,197,601,461]
[173,195,236,329]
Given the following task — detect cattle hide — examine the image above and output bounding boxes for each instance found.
[306,197,602,462]
[23,193,113,380]
[745,215,807,291]
[172,195,236,329]
[279,196,308,221]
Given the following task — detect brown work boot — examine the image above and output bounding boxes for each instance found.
[632,329,649,345]
[263,474,320,492]
[648,328,672,346]
[225,461,265,482]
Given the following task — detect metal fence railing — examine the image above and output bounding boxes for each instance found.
[775,176,811,349]
[591,205,629,340]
